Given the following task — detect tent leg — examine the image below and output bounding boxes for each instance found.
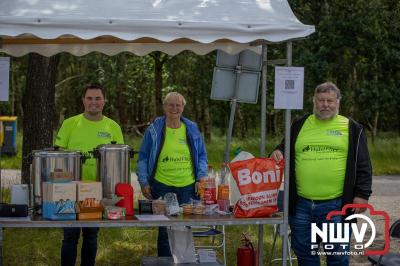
[257,43,268,266]
[282,40,293,266]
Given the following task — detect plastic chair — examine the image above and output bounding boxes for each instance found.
[269,190,297,266]
[192,225,226,266]
[368,219,400,266]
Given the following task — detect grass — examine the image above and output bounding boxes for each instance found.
[4,225,285,266]
[0,132,22,169]
[368,133,400,175]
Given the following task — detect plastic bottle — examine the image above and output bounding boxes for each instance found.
[203,165,217,205]
[217,163,230,211]
[218,163,230,200]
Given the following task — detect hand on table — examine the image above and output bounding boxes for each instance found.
[270,150,284,163]
[141,185,153,200]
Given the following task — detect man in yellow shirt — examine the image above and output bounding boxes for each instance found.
[55,83,123,266]
[271,82,372,266]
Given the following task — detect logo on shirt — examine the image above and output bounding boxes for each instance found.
[178,138,186,145]
[161,155,191,163]
[97,131,111,138]
[327,130,343,136]
[302,145,339,153]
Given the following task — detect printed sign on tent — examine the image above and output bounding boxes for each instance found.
[274,66,304,109]
[0,57,10,102]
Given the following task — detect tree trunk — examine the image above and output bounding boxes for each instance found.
[202,93,211,143]
[21,53,60,183]
[153,52,164,117]
[367,111,379,145]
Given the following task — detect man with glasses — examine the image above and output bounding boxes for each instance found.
[271,82,372,266]
[55,83,124,266]
[137,92,208,256]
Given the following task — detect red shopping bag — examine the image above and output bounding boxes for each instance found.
[229,158,284,218]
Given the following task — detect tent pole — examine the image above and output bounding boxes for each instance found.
[281,41,293,266]
[257,43,268,266]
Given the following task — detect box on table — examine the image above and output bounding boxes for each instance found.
[42,201,76,220]
[48,170,74,182]
[76,201,104,220]
[76,182,102,201]
[43,182,76,202]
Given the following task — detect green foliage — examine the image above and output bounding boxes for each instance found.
[369,133,400,174]
[0,131,399,175]
[289,0,400,134]
[2,1,400,139]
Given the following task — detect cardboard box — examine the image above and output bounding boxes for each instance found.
[42,201,76,220]
[43,182,77,202]
[76,201,104,220]
[77,182,102,201]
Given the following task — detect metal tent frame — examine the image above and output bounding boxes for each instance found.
[0,1,312,264]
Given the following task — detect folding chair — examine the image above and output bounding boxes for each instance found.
[269,190,297,266]
[368,219,400,266]
[192,225,226,266]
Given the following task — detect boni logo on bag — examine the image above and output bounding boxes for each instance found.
[311,204,390,256]
[229,158,284,218]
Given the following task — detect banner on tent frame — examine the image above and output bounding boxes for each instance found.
[0,57,10,102]
[274,66,304,110]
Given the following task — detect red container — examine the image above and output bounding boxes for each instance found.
[115,183,134,216]
[237,234,258,266]
[203,186,216,205]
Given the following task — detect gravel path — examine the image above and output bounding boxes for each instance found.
[351,175,400,265]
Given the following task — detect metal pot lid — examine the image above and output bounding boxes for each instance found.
[32,150,83,157]
[95,144,132,151]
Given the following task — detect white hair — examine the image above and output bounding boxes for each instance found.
[163,92,186,106]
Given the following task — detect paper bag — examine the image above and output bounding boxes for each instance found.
[167,226,197,263]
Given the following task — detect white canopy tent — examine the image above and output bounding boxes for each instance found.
[0,1,314,265]
[0,0,314,56]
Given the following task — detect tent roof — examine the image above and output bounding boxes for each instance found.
[0,0,315,56]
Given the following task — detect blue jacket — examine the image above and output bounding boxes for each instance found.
[137,116,208,187]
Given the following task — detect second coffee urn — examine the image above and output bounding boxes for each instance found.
[92,142,135,200]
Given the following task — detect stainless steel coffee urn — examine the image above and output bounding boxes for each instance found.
[30,148,85,211]
[93,142,135,199]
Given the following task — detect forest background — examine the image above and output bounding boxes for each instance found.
[1,0,400,178]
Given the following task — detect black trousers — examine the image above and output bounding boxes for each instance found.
[61,227,99,266]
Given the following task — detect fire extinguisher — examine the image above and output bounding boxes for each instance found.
[237,233,257,266]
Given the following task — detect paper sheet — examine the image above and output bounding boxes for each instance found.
[0,57,10,101]
[135,214,169,221]
[274,66,304,109]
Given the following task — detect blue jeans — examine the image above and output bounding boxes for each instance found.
[289,196,350,266]
[61,227,99,266]
[151,180,197,257]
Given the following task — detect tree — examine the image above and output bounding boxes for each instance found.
[150,52,169,117]
[21,53,60,182]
